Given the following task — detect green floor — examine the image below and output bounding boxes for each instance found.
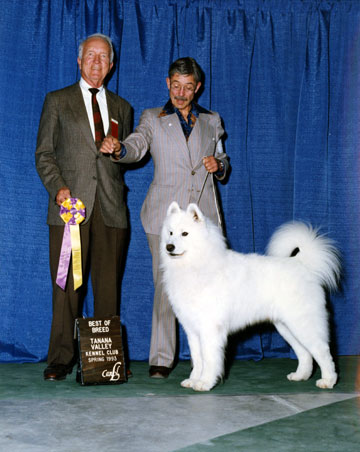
[1,357,359,451]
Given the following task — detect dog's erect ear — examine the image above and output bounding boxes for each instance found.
[186,203,204,222]
[167,201,181,216]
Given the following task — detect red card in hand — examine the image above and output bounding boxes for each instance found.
[111,119,119,138]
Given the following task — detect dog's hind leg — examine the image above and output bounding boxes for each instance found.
[276,319,337,389]
[181,332,203,389]
[312,347,337,389]
[297,331,337,388]
[274,321,313,381]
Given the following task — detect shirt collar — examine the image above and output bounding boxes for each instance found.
[79,77,105,95]
[159,100,211,117]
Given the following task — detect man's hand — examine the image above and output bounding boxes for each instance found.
[203,156,222,173]
[100,136,121,159]
[56,187,71,206]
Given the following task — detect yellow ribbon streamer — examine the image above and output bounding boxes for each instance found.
[70,223,82,290]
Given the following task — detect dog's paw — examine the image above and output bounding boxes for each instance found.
[192,380,213,392]
[316,376,337,389]
[180,378,196,388]
[287,372,310,382]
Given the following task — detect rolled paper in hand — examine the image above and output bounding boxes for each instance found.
[56,198,86,291]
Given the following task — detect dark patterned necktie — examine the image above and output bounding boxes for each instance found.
[89,88,105,149]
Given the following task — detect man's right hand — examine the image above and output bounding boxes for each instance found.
[56,187,71,206]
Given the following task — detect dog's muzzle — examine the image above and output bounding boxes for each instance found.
[166,243,184,257]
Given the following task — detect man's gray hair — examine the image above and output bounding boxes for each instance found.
[168,57,202,84]
[78,33,114,63]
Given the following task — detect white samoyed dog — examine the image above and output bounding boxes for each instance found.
[160,202,341,392]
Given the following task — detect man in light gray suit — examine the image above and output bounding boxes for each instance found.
[101,57,229,378]
[36,34,132,381]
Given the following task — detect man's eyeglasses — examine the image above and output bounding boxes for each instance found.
[170,83,196,94]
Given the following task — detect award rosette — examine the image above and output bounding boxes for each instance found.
[56,198,86,291]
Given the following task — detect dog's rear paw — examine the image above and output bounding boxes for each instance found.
[181,378,195,388]
[316,376,337,389]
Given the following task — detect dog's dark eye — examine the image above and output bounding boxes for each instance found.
[170,231,173,236]
[182,232,188,236]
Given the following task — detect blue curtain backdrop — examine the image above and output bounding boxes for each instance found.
[0,0,359,363]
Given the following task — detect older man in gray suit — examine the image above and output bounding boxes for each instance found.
[101,57,229,379]
[36,33,132,381]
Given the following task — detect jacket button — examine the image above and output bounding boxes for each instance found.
[191,170,195,175]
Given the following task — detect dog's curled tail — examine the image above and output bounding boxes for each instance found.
[266,222,341,291]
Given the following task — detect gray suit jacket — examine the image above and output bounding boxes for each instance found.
[119,103,228,235]
[36,82,132,227]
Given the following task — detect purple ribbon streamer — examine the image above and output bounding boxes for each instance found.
[56,224,72,290]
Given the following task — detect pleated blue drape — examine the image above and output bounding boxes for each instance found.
[0,0,359,362]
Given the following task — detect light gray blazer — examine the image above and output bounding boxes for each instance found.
[119,104,228,235]
[35,82,132,227]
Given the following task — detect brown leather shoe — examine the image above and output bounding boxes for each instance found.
[149,366,171,379]
[44,364,73,381]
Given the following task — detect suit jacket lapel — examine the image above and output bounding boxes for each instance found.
[188,116,201,166]
[68,83,98,155]
[159,113,193,166]
[188,114,212,170]
[105,89,116,136]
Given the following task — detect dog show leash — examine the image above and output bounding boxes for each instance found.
[197,170,222,228]
[197,140,225,228]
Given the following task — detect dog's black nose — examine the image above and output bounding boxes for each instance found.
[166,244,175,252]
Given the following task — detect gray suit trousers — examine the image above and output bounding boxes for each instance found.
[146,233,176,368]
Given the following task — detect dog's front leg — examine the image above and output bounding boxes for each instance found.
[192,326,226,392]
[181,332,202,389]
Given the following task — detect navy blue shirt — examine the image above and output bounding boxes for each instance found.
[159,100,211,141]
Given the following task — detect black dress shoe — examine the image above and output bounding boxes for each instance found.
[44,364,73,381]
[149,365,171,379]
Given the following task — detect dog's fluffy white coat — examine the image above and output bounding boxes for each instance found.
[160,202,341,392]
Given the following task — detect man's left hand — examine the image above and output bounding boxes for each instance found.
[100,136,121,159]
[203,156,221,173]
